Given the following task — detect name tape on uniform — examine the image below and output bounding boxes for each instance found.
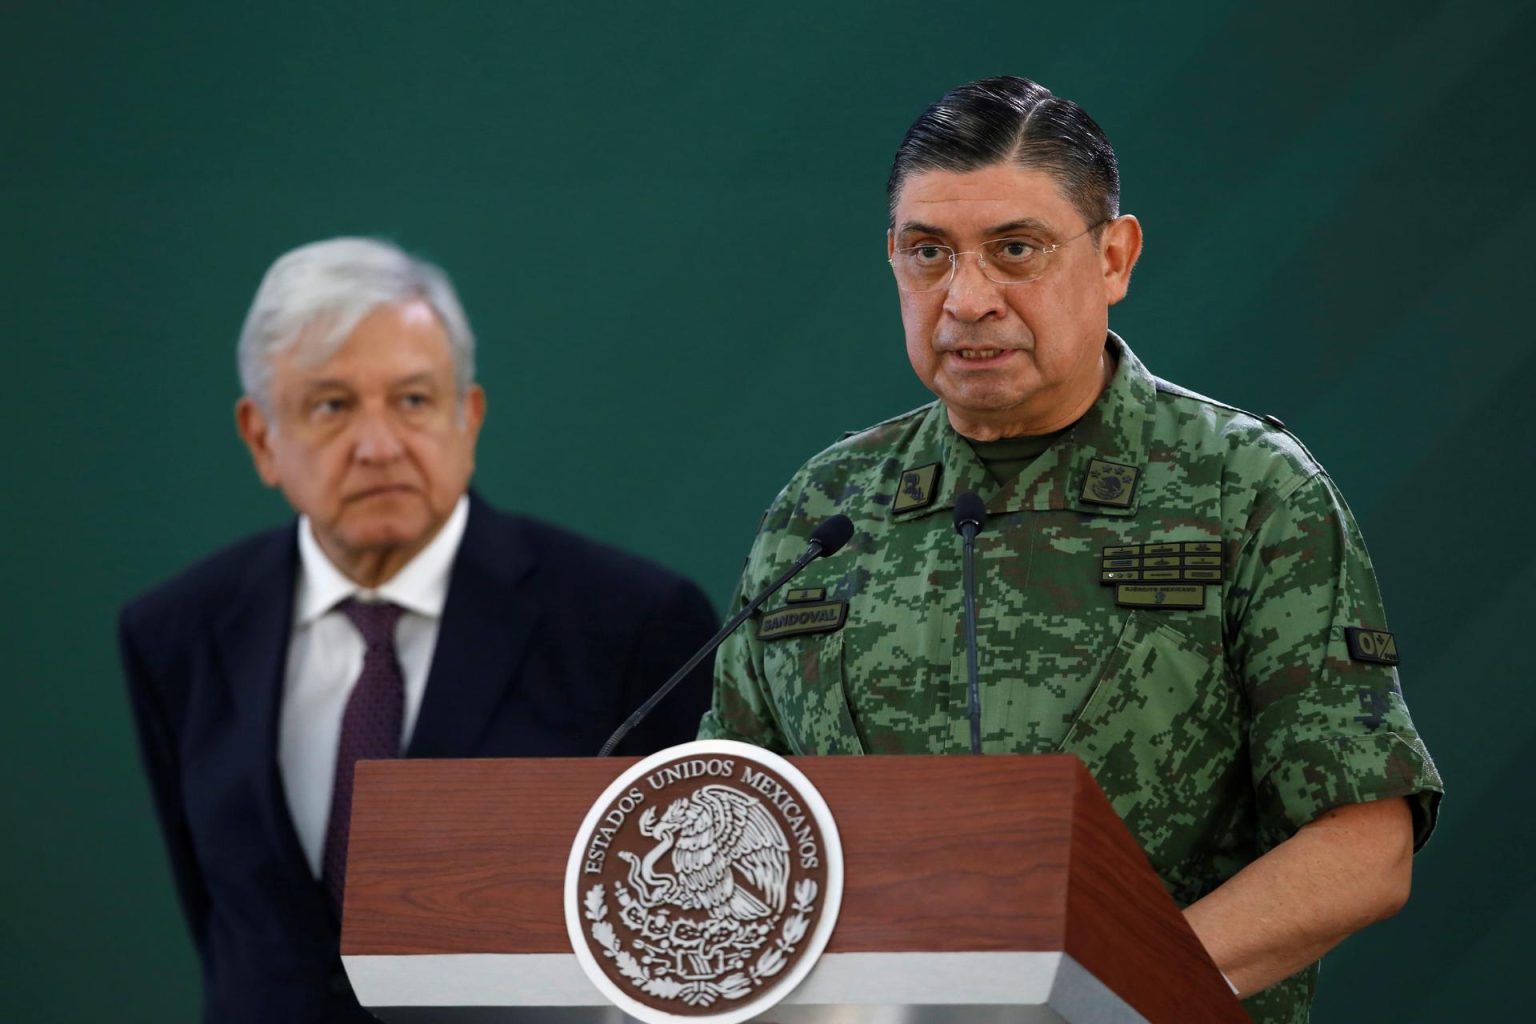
[1114,584,1206,609]
[759,601,848,641]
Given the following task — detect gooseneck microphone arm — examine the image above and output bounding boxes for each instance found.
[597,514,855,757]
[953,492,988,755]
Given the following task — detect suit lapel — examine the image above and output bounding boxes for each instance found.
[212,528,331,912]
[408,496,541,758]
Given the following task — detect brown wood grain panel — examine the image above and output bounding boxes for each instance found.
[797,755,1074,953]
[344,758,620,954]
[1061,763,1250,1022]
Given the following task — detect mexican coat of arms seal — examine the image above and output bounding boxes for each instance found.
[565,740,843,1024]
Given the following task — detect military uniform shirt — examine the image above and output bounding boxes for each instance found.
[700,333,1442,1024]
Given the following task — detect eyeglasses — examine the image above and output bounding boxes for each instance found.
[888,219,1109,292]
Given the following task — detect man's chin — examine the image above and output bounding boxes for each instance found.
[334,516,435,556]
[937,385,1036,416]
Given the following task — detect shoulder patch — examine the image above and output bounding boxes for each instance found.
[1345,627,1399,665]
[758,600,848,641]
[892,463,941,514]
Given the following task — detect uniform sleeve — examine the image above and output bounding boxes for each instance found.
[1227,470,1442,854]
[697,562,794,753]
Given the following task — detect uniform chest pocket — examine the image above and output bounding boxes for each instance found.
[759,628,865,755]
[1061,612,1244,878]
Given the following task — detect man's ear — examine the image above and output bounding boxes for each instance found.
[462,383,486,439]
[235,396,281,487]
[457,383,487,475]
[1100,214,1143,306]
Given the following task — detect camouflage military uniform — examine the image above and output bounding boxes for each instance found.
[700,333,1441,1023]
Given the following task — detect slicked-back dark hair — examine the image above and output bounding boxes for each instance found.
[887,76,1120,234]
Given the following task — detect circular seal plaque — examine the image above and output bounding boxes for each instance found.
[565,740,843,1024]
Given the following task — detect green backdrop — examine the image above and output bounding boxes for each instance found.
[5,1,1530,1019]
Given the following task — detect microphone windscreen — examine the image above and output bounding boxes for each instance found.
[810,514,855,557]
[954,491,987,533]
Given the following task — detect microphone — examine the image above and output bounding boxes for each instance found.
[954,492,986,538]
[806,513,856,558]
[597,514,855,756]
[953,492,987,754]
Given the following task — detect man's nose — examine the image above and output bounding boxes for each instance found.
[942,252,1007,321]
[352,410,406,463]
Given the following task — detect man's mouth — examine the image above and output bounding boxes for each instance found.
[349,484,414,501]
[955,348,1004,360]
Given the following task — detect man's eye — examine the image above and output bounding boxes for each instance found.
[400,393,431,410]
[909,245,951,264]
[991,239,1039,262]
[313,397,349,416]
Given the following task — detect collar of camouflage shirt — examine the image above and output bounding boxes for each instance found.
[890,331,1154,523]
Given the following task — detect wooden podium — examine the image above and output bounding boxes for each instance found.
[341,754,1248,1023]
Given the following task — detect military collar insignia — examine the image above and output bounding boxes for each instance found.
[1059,335,1158,518]
[883,338,1158,520]
[891,462,941,515]
[1102,541,1223,609]
[1080,459,1139,508]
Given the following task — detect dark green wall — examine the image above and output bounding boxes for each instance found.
[5,1,1529,1019]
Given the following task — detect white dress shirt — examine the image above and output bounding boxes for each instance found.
[278,496,469,878]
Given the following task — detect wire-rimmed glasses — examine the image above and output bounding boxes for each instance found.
[889,219,1108,292]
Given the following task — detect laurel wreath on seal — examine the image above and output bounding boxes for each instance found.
[584,879,818,1007]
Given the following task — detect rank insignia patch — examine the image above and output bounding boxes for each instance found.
[1081,459,1140,507]
[1099,541,1223,584]
[892,463,941,514]
[758,601,848,641]
[1345,627,1399,665]
[784,587,826,604]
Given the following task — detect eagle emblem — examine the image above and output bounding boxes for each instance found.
[619,785,790,930]
[566,741,842,1023]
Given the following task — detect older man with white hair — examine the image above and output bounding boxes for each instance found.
[120,237,718,1024]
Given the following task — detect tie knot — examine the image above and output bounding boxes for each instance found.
[338,598,404,649]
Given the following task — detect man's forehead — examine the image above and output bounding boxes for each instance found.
[893,164,1076,233]
[275,302,453,383]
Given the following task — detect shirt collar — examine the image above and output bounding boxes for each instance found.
[890,332,1155,522]
[294,494,470,624]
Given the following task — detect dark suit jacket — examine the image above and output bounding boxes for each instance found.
[120,494,718,1024]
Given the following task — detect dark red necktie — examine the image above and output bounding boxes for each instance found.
[321,598,405,916]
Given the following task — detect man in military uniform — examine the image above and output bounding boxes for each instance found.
[700,77,1440,1022]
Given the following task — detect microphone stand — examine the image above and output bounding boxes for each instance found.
[961,522,982,754]
[953,492,987,755]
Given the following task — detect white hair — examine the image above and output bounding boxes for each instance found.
[237,237,476,411]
